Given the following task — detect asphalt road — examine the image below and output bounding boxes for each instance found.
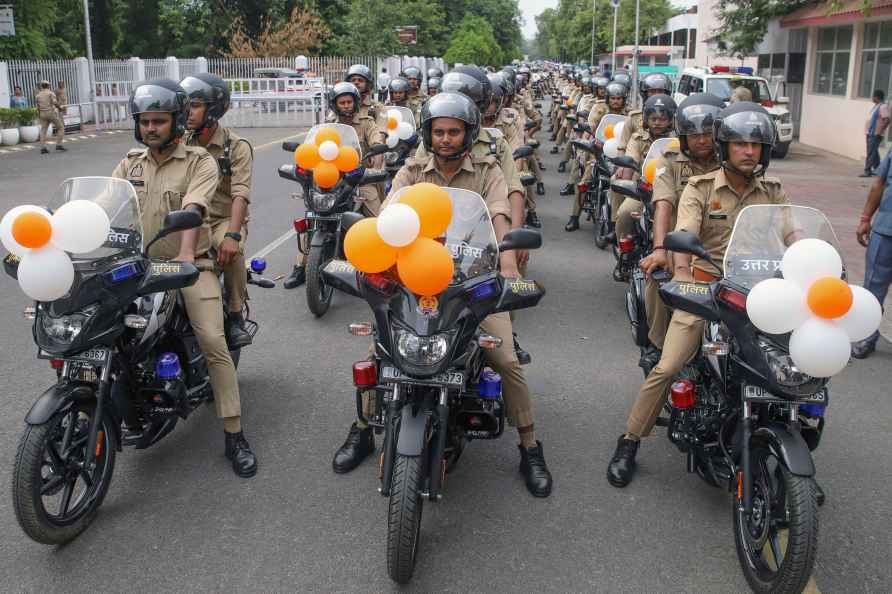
[0,117,889,593]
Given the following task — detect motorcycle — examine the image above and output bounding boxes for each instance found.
[571,113,625,247]
[321,188,544,584]
[657,204,834,593]
[6,177,274,545]
[279,123,391,317]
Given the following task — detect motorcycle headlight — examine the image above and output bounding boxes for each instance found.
[39,304,99,345]
[759,339,813,387]
[312,192,337,212]
[394,327,451,368]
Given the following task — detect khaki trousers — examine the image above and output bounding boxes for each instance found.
[39,112,64,147]
[626,309,704,437]
[210,221,247,313]
[615,197,643,240]
[645,275,672,349]
[181,268,241,419]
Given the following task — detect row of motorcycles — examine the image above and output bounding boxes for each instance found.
[553,80,831,594]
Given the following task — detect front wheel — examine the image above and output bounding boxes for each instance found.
[733,445,818,594]
[305,240,334,318]
[387,454,424,584]
[12,402,116,544]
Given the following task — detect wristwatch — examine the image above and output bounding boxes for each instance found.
[224,231,242,242]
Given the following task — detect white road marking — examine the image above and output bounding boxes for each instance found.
[249,229,297,261]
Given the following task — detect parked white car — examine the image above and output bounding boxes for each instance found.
[674,66,794,159]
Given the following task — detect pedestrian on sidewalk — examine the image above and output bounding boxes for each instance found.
[853,154,892,358]
[861,89,889,177]
[10,86,27,108]
[36,81,66,154]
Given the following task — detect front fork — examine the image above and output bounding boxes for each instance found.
[83,360,113,471]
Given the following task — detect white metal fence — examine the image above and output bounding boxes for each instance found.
[5,59,82,110]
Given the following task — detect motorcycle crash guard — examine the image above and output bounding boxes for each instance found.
[753,423,816,477]
[321,259,361,298]
[396,405,428,456]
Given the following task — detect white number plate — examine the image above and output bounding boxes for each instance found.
[745,385,827,405]
[67,348,109,364]
[381,365,464,387]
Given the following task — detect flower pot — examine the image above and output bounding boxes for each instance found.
[19,125,39,143]
[1,128,20,146]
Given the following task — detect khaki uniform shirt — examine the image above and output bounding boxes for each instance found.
[389,152,511,222]
[675,169,789,277]
[415,128,523,197]
[36,89,59,114]
[111,143,218,260]
[184,126,253,224]
[618,109,644,151]
[625,129,665,165]
[494,107,523,152]
[652,149,720,230]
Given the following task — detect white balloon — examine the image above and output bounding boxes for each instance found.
[836,285,883,341]
[17,245,74,302]
[613,121,625,141]
[1,205,51,256]
[387,109,403,123]
[789,318,851,378]
[746,278,808,334]
[51,200,111,254]
[318,140,340,161]
[781,238,843,289]
[376,203,420,248]
[603,138,620,158]
[386,132,400,148]
[396,121,414,140]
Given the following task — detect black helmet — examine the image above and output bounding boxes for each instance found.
[594,76,610,91]
[420,92,481,160]
[441,66,492,113]
[129,79,188,145]
[346,64,373,88]
[639,72,672,101]
[580,76,593,92]
[329,81,361,117]
[501,66,517,86]
[180,73,230,130]
[402,66,422,82]
[389,77,410,93]
[427,77,441,93]
[611,72,631,88]
[605,82,627,99]
[714,101,776,175]
[427,67,444,80]
[487,72,510,116]
[643,94,677,127]
[676,93,724,157]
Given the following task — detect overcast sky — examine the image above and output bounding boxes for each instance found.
[518,0,697,39]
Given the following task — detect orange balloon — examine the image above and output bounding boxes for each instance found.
[643,160,658,183]
[313,161,340,188]
[334,146,360,172]
[604,124,615,139]
[807,276,853,319]
[294,143,321,169]
[12,211,52,249]
[387,116,399,130]
[314,127,341,147]
[344,218,398,273]
[399,183,453,238]
[397,237,455,296]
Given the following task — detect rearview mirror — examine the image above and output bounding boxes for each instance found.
[513,145,534,160]
[143,209,204,256]
[664,231,713,263]
[498,228,542,252]
[340,211,364,232]
[610,155,639,171]
[610,180,642,200]
[282,140,300,152]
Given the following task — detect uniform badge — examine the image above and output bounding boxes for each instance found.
[129,163,143,177]
[681,164,693,178]
[417,295,439,317]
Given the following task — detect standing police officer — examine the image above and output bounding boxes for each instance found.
[36,81,66,154]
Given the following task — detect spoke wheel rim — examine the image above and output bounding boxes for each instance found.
[737,450,787,580]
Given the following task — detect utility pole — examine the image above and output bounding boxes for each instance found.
[590,0,597,67]
[611,0,619,74]
[82,0,96,102]
[633,0,640,107]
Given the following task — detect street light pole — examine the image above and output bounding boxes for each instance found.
[591,0,597,67]
[82,0,96,102]
[633,0,640,108]
[612,2,619,74]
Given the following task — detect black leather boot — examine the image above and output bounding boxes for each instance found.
[514,333,532,365]
[557,161,567,173]
[536,181,545,195]
[525,210,542,228]
[538,161,546,171]
[283,265,305,289]
[332,422,374,474]
[638,344,661,377]
[549,145,559,154]
[226,311,253,349]
[607,435,639,487]
[564,216,580,232]
[225,431,258,478]
[519,441,553,497]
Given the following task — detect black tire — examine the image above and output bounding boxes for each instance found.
[772,141,790,159]
[387,454,424,584]
[12,403,116,545]
[733,445,818,594]
[305,241,334,318]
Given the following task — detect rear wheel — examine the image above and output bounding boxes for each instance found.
[387,454,424,584]
[12,402,116,544]
[733,445,818,594]
[594,194,610,250]
[305,241,334,318]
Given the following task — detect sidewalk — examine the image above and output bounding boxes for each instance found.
[0,126,128,156]
[777,142,891,339]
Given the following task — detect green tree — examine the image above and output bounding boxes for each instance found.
[333,0,449,56]
[443,14,502,66]
[0,0,68,58]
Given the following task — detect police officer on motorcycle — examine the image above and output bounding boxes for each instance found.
[112,80,258,477]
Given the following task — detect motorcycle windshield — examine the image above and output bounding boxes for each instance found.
[385,107,416,134]
[724,205,843,289]
[641,137,678,168]
[594,113,625,143]
[52,177,143,265]
[390,186,499,287]
[304,123,363,160]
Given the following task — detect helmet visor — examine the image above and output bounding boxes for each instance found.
[676,104,720,136]
[130,84,182,114]
[718,110,775,144]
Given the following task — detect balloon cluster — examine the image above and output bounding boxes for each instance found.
[643,138,679,184]
[293,127,361,189]
[746,238,882,377]
[384,109,415,149]
[602,121,624,159]
[344,183,454,296]
[1,201,111,301]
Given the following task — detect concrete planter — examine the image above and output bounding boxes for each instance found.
[19,125,40,143]
[1,128,20,146]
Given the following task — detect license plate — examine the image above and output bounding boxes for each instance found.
[380,365,464,387]
[744,385,827,405]
[66,348,109,364]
